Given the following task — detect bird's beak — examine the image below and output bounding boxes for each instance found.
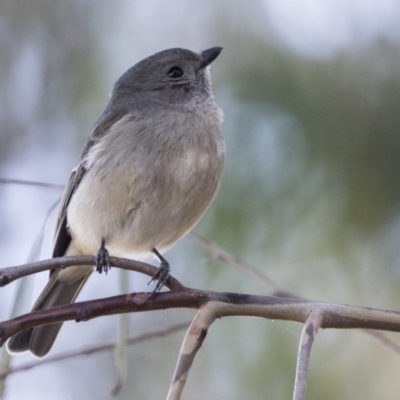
[199,47,223,69]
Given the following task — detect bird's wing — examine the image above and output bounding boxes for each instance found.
[51,110,127,262]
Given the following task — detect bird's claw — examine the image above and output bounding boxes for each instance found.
[96,240,111,274]
[148,259,170,298]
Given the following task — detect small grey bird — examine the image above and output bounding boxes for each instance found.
[8,47,225,357]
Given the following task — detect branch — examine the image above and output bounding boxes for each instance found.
[167,304,217,400]
[2,288,400,399]
[2,283,400,347]
[293,309,323,400]
[3,259,400,399]
[0,255,184,291]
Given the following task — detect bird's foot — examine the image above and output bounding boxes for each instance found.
[96,239,111,274]
[148,249,170,298]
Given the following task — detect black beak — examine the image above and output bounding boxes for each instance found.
[199,47,223,69]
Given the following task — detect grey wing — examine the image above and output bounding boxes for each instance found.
[51,110,127,262]
[51,141,93,259]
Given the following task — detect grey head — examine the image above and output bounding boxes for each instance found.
[110,47,222,107]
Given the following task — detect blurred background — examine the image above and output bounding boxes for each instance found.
[1,0,400,399]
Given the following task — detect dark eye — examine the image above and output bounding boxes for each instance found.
[168,66,184,79]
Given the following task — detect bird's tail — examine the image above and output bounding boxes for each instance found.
[7,267,92,358]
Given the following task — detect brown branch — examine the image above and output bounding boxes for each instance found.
[2,286,400,348]
[3,257,400,399]
[0,255,184,291]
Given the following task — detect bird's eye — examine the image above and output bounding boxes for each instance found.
[168,66,184,79]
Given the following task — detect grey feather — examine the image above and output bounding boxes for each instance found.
[7,269,91,357]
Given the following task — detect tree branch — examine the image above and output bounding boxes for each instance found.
[0,255,184,290]
[3,256,400,399]
[2,280,400,348]
[293,309,323,400]
[167,304,217,400]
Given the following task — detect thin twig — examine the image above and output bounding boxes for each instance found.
[0,322,189,380]
[167,303,218,400]
[293,309,323,400]
[0,178,64,190]
[189,232,291,295]
[0,255,184,291]
[112,270,130,395]
[363,329,400,355]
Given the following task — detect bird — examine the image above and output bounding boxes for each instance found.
[7,47,225,357]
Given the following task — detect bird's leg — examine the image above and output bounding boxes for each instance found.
[148,248,170,295]
[96,239,111,274]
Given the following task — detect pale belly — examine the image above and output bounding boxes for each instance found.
[66,147,223,257]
